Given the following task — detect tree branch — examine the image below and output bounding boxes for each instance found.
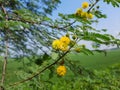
[8,17,76,31]
[8,42,76,87]
[9,50,69,86]
[0,4,9,90]
[88,0,100,12]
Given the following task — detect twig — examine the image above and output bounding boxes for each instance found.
[0,4,9,90]
[8,17,76,30]
[88,0,100,12]
[0,40,8,86]
[8,37,78,87]
[9,48,71,87]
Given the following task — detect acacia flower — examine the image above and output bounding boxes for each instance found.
[81,11,87,18]
[57,65,66,76]
[75,8,83,16]
[82,2,89,9]
[87,13,94,19]
[60,36,70,45]
[52,39,60,49]
[59,43,69,51]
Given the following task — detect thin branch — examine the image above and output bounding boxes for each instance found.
[8,42,76,87]
[8,17,76,30]
[0,4,9,90]
[1,5,8,20]
[88,0,100,12]
[1,40,8,84]
[9,50,69,86]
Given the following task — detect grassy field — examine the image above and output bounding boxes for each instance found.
[0,58,23,84]
[0,49,120,84]
[68,49,120,70]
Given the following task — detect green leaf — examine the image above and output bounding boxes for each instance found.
[51,52,59,60]
[104,0,120,7]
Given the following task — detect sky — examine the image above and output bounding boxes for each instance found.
[52,0,120,49]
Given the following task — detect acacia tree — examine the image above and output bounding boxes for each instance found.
[0,0,120,89]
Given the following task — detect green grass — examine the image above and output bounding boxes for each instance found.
[68,49,120,70]
[0,49,120,85]
[0,59,23,84]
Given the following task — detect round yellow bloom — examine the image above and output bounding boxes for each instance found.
[87,13,94,19]
[60,36,70,45]
[59,43,69,51]
[57,65,66,76]
[82,2,89,9]
[75,8,83,16]
[81,11,87,18]
[52,39,60,49]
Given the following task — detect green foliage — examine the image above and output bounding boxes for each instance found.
[2,0,61,14]
[103,0,120,7]
[1,49,119,90]
[6,61,120,90]
[0,0,119,57]
[0,0,120,90]
[0,0,61,57]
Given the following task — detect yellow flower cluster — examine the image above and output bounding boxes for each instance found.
[57,65,66,76]
[75,2,94,19]
[82,2,89,9]
[52,36,70,51]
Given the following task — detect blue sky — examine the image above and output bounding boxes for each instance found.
[52,0,120,37]
[52,0,120,49]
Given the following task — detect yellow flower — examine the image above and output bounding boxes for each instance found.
[57,65,66,76]
[75,8,83,16]
[52,36,71,51]
[60,36,70,45]
[82,2,89,9]
[52,39,60,49]
[59,43,69,51]
[81,11,87,18]
[87,13,94,19]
